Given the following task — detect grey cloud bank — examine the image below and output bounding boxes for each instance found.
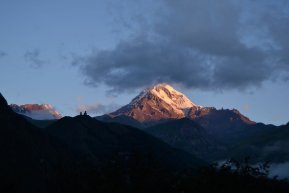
[77,0,289,92]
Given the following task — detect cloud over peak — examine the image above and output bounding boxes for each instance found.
[76,0,289,93]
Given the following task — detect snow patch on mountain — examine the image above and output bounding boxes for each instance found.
[109,83,204,122]
[109,83,255,124]
[131,83,199,114]
[10,104,62,120]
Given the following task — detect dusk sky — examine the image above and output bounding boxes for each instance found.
[1,0,289,125]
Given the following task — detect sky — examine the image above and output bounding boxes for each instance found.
[1,0,289,125]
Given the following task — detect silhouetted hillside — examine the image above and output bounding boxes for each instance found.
[1,92,289,193]
[146,118,226,160]
[46,115,205,170]
[0,93,75,193]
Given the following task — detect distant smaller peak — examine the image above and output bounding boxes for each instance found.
[21,104,54,110]
[9,103,62,120]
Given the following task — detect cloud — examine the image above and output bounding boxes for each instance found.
[76,0,289,93]
[76,103,120,115]
[24,49,46,68]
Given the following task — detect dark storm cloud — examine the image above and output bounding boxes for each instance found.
[24,49,46,68]
[77,0,289,92]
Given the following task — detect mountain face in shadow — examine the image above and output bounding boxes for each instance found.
[229,122,289,163]
[146,118,226,160]
[1,93,289,192]
[97,84,289,164]
[0,93,74,193]
[1,92,205,193]
[192,108,256,142]
[43,113,207,192]
[96,114,144,128]
[46,115,204,170]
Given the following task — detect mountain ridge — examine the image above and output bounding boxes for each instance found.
[106,83,255,128]
[0,93,75,193]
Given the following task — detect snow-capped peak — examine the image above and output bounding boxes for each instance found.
[110,83,201,122]
[151,83,197,108]
[109,83,255,124]
[132,83,198,110]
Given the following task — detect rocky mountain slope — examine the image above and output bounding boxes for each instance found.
[146,118,226,160]
[97,84,264,161]
[109,83,199,122]
[107,84,254,126]
[46,114,204,170]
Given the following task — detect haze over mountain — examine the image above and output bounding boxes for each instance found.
[10,104,62,120]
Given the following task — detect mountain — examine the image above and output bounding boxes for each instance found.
[0,92,206,192]
[107,83,254,126]
[146,118,226,160]
[98,83,264,161]
[1,93,289,192]
[109,83,200,123]
[96,114,144,128]
[46,115,205,170]
[229,122,289,163]
[104,84,255,138]
[0,93,74,193]
[10,103,62,120]
[0,92,206,193]
[190,108,256,142]
[45,114,207,192]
